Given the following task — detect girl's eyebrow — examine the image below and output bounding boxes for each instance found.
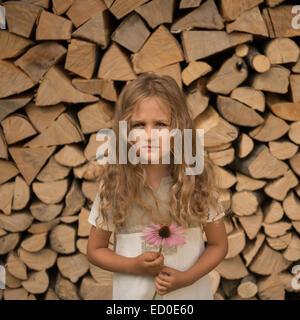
[131,119,169,122]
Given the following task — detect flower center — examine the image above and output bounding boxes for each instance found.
[158,225,170,238]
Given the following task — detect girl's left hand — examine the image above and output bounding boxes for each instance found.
[154,266,189,295]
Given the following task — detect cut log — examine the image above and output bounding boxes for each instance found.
[182,61,212,86]
[0,129,8,160]
[236,133,254,159]
[231,190,263,216]
[27,218,61,234]
[290,74,300,103]
[214,166,237,189]
[208,148,235,167]
[15,41,67,83]
[109,0,148,19]
[55,273,80,300]
[215,255,249,280]
[237,275,258,299]
[21,233,47,252]
[231,86,265,112]
[269,139,298,160]
[54,144,86,167]
[171,0,224,33]
[6,251,27,281]
[266,232,292,251]
[152,63,183,90]
[0,233,20,255]
[49,224,76,254]
[52,0,74,15]
[257,273,285,300]
[181,30,253,62]
[283,191,300,221]
[0,182,15,214]
[36,156,70,182]
[30,201,63,222]
[3,1,42,38]
[21,270,49,294]
[32,179,69,204]
[0,160,19,185]
[136,0,176,29]
[12,176,31,211]
[263,221,292,238]
[235,172,266,192]
[283,233,300,261]
[267,93,300,121]
[132,25,184,74]
[63,183,85,217]
[18,247,57,271]
[265,38,300,64]
[238,210,263,241]
[289,152,300,176]
[235,44,249,58]
[293,58,300,73]
[79,275,112,299]
[36,10,73,40]
[208,270,221,295]
[225,229,246,259]
[0,212,33,232]
[245,46,270,73]
[263,200,284,224]
[179,0,202,8]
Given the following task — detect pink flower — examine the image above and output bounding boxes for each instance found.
[141,221,186,249]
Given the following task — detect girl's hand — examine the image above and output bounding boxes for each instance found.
[154,266,189,295]
[135,251,164,276]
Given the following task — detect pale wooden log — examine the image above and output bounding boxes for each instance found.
[195,107,239,147]
[186,78,210,119]
[89,262,114,283]
[289,152,300,176]
[27,218,61,234]
[98,43,137,80]
[60,216,78,224]
[103,0,114,7]
[235,172,266,192]
[35,66,99,106]
[0,212,33,232]
[231,86,265,112]
[266,0,285,6]
[232,190,264,216]
[264,6,300,38]
[219,0,263,21]
[283,191,300,221]
[257,273,285,300]
[52,0,74,15]
[111,13,149,53]
[236,133,254,159]
[235,44,249,58]
[207,55,248,95]
[0,181,14,214]
[80,275,112,300]
[36,10,72,40]
[132,25,184,74]
[269,139,298,160]
[3,1,42,38]
[182,61,212,86]
[32,179,68,204]
[293,59,300,73]
[24,113,85,148]
[78,208,92,237]
[267,93,300,121]
[12,176,30,211]
[15,42,67,83]
[0,30,33,60]
[249,243,292,275]
[0,61,35,99]
[245,46,270,73]
[25,103,66,133]
[55,272,80,300]
[225,229,246,259]
[290,75,300,103]
[292,221,300,235]
[263,200,284,224]
[109,0,148,19]
[81,180,99,203]
[179,0,202,8]
[1,114,37,145]
[278,272,299,293]
[208,148,235,167]
[265,38,300,64]
[266,233,292,251]
[171,0,224,33]
[226,6,268,37]
[217,96,263,126]
[77,100,113,134]
[263,221,292,238]
[214,166,237,189]
[49,224,76,254]
[239,211,263,242]
[18,247,57,271]
[152,63,183,90]
[72,78,117,102]
[65,39,96,80]
[72,10,110,49]
[0,160,19,185]
[0,228,7,236]
[0,94,33,122]
[66,0,106,27]
[21,233,47,252]
[206,143,232,153]
[57,253,89,283]
[77,238,88,255]
[36,157,70,182]
[250,65,290,94]
[232,144,288,179]
[6,251,27,281]
[215,255,249,280]
[249,113,289,142]
[135,0,175,29]
[28,199,63,221]
[208,270,221,295]
[23,0,49,8]
[22,270,49,294]
[237,275,258,299]
[264,169,298,201]
[4,288,29,300]
[84,134,107,162]
[242,232,265,267]
[61,180,85,216]
[0,128,8,160]
[181,31,253,62]
[54,144,86,167]
[0,233,20,255]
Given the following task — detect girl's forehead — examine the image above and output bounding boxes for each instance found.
[131,97,171,119]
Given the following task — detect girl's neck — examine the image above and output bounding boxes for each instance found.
[143,164,171,189]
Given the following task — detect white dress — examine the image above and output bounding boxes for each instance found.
[88,176,225,300]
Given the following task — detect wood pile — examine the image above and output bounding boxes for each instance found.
[0,0,300,300]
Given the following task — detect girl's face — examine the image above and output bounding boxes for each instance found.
[129,96,172,164]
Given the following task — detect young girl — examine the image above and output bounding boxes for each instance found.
[86,73,228,300]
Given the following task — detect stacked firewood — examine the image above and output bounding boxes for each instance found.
[0,0,300,300]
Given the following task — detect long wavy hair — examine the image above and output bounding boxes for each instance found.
[85,73,225,233]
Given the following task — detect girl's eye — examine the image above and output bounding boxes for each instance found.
[156,122,167,127]
[132,123,144,127]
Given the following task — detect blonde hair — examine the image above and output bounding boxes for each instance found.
[85,73,225,233]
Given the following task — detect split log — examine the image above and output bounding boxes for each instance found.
[264,38,300,64]
[269,139,298,160]
[245,46,270,73]
[230,86,265,112]
[237,275,258,299]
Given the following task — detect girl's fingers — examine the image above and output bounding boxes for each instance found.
[155,279,168,292]
[156,276,169,287]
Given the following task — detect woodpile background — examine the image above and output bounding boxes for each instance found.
[0,0,300,300]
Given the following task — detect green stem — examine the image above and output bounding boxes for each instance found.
[152,246,163,300]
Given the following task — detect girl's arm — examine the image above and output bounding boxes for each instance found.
[87,226,164,276]
[182,218,228,286]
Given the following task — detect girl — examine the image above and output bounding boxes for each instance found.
[86,73,228,300]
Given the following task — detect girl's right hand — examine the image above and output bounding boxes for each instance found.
[135,251,164,276]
